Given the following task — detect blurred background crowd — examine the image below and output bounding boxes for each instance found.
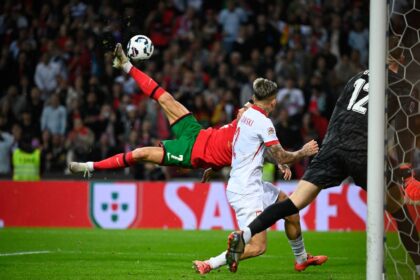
[0,0,371,180]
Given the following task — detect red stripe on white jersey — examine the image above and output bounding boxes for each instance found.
[265,140,280,147]
[252,142,264,160]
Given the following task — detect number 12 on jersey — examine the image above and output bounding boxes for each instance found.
[347,78,369,115]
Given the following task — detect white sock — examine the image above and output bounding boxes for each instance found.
[122,61,133,73]
[416,264,420,276]
[87,162,94,172]
[288,235,307,264]
[243,227,252,243]
[208,251,227,269]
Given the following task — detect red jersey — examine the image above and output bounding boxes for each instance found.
[191,119,237,169]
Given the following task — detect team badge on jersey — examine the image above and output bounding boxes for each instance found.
[90,182,138,229]
[267,127,275,135]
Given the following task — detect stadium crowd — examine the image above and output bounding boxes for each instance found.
[0,0,371,180]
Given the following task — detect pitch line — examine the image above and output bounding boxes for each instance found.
[0,250,51,257]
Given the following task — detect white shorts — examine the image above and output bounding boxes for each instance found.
[226,181,280,230]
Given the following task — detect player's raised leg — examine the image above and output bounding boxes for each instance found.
[113,43,189,125]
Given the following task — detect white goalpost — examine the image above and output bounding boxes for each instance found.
[367,0,387,279]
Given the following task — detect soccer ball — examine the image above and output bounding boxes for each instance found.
[126,35,154,61]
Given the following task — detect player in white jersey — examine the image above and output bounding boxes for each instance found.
[225,78,325,273]
[228,103,280,196]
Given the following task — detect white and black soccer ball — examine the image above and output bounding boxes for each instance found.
[126,35,154,61]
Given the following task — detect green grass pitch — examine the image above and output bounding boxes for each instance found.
[0,229,414,279]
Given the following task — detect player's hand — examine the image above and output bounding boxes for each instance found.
[201,168,215,183]
[278,164,292,180]
[302,140,319,156]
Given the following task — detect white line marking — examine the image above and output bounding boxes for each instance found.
[0,251,51,257]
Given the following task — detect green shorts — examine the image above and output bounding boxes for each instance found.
[160,114,202,168]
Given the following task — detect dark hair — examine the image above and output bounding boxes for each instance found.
[253,78,278,100]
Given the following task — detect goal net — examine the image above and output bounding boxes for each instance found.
[385,0,420,279]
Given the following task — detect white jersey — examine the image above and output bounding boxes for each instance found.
[227,105,279,195]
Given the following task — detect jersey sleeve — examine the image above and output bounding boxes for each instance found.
[259,119,280,147]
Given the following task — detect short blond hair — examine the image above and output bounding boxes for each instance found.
[253,78,278,100]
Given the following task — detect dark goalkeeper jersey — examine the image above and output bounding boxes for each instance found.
[322,70,370,151]
[303,69,416,190]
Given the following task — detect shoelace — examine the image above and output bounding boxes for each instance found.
[83,168,92,179]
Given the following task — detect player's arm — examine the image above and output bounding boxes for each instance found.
[201,167,224,183]
[263,151,292,179]
[265,140,319,165]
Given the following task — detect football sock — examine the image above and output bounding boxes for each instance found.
[208,251,227,269]
[391,206,420,266]
[86,162,94,172]
[124,62,165,101]
[248,198,299,236]
[288,235,307,264]
[242,227,252,243]
[93,152,135,170]
[416,265,420,275]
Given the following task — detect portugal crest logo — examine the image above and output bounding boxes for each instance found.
[90,182,138,229]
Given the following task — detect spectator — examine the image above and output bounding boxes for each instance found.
[11,124,23,150]
[202,9,220,46]
[232,24,256,60]
[115,72,137,95]
[276,78,305,125]
[275,49,301,82]
[313,42,338,71]
[66,117,94,162]
[328,14,349,59]
[82,91,101,139]
[274,108,302,151]
[20,111,41,143]
[42,133,67,173]
[91,133,119,163]
[0,129,14,177]
[25,87,44,126]
[218,0,247,52]
[348,19,369,66]
[145,1,176,48]
[254,14,280,52]
[240,71,257,106]
[41,94,67,135]
[335,54,359,86]
[192,94,211,127]
[34,53,61,98]
[174,7,196,42]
